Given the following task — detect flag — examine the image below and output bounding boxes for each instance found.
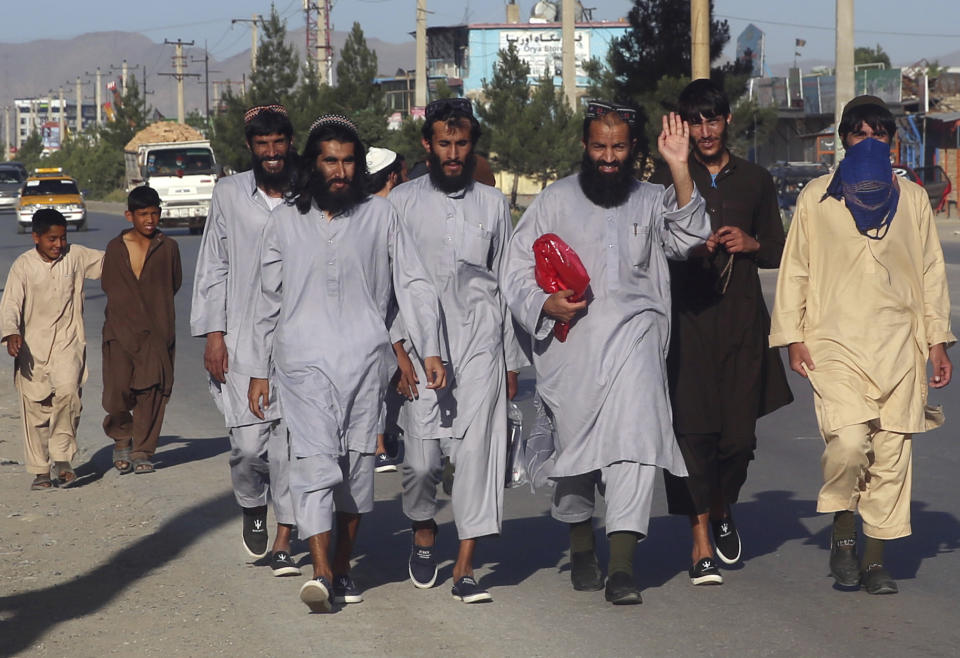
[796,38,807,47]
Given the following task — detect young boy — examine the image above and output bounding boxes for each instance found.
[101,186,182,474]
[0,208,104,490]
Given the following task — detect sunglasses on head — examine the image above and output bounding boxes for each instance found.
[586,101,637,126]
[425,97,473,123]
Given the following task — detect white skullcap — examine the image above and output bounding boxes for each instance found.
[366,147,398,175]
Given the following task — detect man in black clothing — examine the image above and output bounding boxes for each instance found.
[653,79,793,586]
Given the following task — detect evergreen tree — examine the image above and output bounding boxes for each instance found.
[100,74,151,151]
[854,44,891,69]
[334,22,383,113]
[248,5,300,107]
[476,43,532,207]
[523,76,581,189]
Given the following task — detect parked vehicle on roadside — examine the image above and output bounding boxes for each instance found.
[0,165,26,213]
[769,161,830,225]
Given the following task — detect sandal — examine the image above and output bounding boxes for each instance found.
[113,447,133,474]
[56,469,80,489]
[30,474,53,491]
[133,458,155,474]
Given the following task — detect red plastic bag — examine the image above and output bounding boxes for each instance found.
[533,233,590,342]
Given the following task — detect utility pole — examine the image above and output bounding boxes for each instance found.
[192,42,219,122]
[415,0,427,110]
[834,0,854,164]
[561,0,577,109]
[96,67,102,125]
[58,86,65,141]
[75,76,83,134]
[161,39,200,123]
[4,106,10,158]
[232,15,261,73]
[317,0,332,85]
[690,0,710,80]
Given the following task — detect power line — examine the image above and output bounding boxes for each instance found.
[716,14,960,38]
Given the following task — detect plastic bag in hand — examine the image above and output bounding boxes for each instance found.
[505,401,529,489]
[533,233,590,342]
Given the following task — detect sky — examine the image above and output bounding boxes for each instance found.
[2,0,960,70]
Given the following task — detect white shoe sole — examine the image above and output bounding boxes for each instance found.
[272,565,302,577]
[409,562,438,589]
[452,590,493,603]
[333,593,364,604]
[374,464,398,473]
[715,532,742,565]
[690,573,724,586]
[299,580,332,612]
[242,536,269,560]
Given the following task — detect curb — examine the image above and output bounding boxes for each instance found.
[86,200,126,216]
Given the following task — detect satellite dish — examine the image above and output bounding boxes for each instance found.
[529,1,585,23]
[530,1,558,22]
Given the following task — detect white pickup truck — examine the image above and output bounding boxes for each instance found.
[124,126,218,234]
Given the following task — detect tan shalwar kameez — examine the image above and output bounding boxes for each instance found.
[0,245,104,474]
[769,174,954,539]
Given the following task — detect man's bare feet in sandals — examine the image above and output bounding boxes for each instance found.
[30,474,53,491]
[113,447,133,474]
[54,461,80,489]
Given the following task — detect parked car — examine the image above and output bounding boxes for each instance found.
[0,165,25,213]
[17,168,87,233]
[893,164,952,215]
[768,161,830,224]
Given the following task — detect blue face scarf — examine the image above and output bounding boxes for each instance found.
[824,137,899,239]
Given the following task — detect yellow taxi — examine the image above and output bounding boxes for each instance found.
[17,168,87,233]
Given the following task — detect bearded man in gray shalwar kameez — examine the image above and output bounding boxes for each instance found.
[501,102,710,605]
[190,105,300,574]
[389,98,527,605]
[238,115,445,613]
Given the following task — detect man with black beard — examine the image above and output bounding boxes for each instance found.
[238,114,446,612]
[388,98,526,604]
[501,101,710,605]
[651,79,792,586]
[191,105,302,577]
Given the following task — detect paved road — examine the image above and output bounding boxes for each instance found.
[0,209,959,656]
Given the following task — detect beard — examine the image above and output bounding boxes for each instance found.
[252,152,291,192]
[691,125,729,166]
[577,151,636,208]
[427,150,478,194]
[310,169,365,215]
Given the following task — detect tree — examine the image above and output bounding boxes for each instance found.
[100,74,151,151]
[334,22,383,113]
[17,131,44,170]
[522,76,581,190]
[248,5,300,106]
[608,0,731,100]
[476,43,532,207]
[854,44,891,69]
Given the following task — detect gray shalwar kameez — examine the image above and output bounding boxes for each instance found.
[234,195,441,539]
[389,176,526,540]
[190,170,292,523]
[501,175,710,535]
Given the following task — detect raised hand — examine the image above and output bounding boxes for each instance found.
[658,112,690,168]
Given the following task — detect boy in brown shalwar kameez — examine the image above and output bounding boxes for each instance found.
[101,186,182,474]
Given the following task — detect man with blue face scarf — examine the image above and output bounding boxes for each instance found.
[770,96,955,595]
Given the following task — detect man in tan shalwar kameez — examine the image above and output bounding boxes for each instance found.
[770,96,954,595]
[0,209,103,489]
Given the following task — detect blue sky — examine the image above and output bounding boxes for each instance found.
[3,1,959,69]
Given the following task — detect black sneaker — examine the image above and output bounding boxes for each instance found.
[829,532,860,587]
[451,575,492,603]
[333,574,364,603]
[241,506,269,559]
[374,451,400,473]
[861,563,898,595]
[570,550,604,591]
[711,514,742,565]
[270,551,301,577]
[604,572,642,605]
[689,557,723,585]
[299,576,332,613]
[409,545,438,588]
